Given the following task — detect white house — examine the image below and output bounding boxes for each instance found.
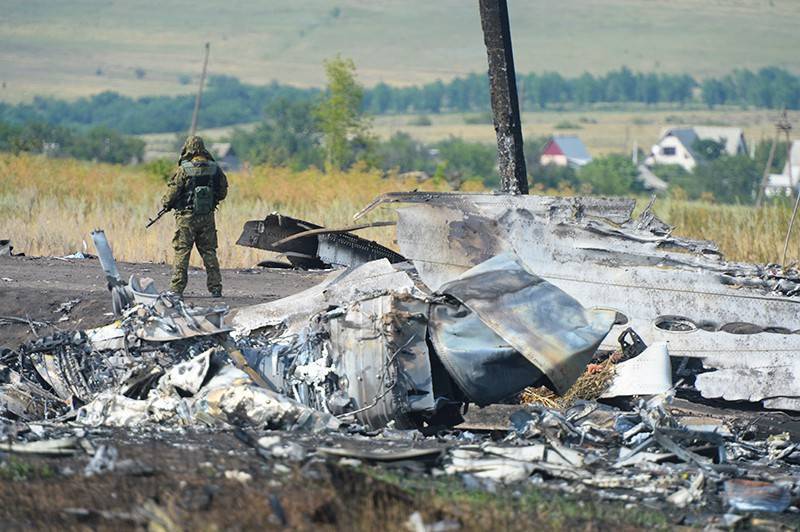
[766,140,800,197]
[645,126,748,172]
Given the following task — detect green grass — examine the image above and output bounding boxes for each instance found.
[1,0,799,102]
[0,457,55,481]
[365,467,673,530]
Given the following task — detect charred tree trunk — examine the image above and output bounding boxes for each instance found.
[478,0,528,194]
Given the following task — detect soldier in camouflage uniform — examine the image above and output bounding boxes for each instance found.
[161,136,228,297]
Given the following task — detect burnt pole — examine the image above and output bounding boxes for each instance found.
[479,0,528,194]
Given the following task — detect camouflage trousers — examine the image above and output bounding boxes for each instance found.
[169,212,222,294]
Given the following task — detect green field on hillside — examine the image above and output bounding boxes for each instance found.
[1,0,799,102]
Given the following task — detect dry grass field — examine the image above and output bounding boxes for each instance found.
[3,154,800,268]
[372,108,800,157]
[0,154,450,268]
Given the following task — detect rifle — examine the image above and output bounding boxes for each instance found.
[146,205,171,228]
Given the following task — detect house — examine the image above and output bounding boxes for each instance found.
[540,136,592,168]
[766,140,800,197]
[210,142,241,171]
[645,126,748,172]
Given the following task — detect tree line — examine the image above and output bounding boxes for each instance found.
[2,67,800,135]
[0,120,144,164]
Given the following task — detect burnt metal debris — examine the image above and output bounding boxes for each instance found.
[5,194,800,521]
[358,191,800,412]
[0,239,15,256]
[478,0,528,194]
[236,212,405,269]
[232,253,614,428]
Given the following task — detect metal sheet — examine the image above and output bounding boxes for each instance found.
[429,300,543,405]
[230,259,416,335]
[435,253,615,394]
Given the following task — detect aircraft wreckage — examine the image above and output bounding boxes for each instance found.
[5,192,800,520]
[3,193,800,432]
[235,192,800,415]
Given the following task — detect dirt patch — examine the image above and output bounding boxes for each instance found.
[0,255,326,347]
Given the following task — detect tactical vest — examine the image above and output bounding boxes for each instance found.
[180,160,217,215]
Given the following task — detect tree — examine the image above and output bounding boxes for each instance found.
[376,132,433,173]
[578,154,639,195]
[694,155,759,204]
[434,137,498,187]
[692,138,725,161]
[230,98,323,170]
[701,79,727,108]
[314,55,372,171]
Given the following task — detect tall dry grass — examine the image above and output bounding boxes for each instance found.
[654,199,799,265]
[0,154,449,268]
[1,152,798,268]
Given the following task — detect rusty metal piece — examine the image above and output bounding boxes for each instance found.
[478,0,528,194]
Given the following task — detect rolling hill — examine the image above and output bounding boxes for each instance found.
[1,0,799,103]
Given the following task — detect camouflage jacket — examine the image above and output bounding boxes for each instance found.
[161,156,229,213]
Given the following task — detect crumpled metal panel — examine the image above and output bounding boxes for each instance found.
[235,259,436,429]
[433,253,615,395]
[386,193,800,409]
[429,301,543,406]
[329,292,435,428]
[356,192,636,226]
[133,298,231,342]
[390,194,800,353]
[236,213,325,269]
[230,259,416,335]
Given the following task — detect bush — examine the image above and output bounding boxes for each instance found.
[694,155,759,204]
[142,158,175,182]
[554,120,582,130]
[409,115,432,126]
[578,154,640,195]
[464,112,493,125]
[434,137,498,186]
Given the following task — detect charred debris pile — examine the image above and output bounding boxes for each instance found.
[2,193,800,519]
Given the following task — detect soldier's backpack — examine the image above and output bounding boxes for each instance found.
[181,161,217,215]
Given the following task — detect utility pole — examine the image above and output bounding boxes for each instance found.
[189,42,211,137]
[756,109,792,207]
[478,0,528,194]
